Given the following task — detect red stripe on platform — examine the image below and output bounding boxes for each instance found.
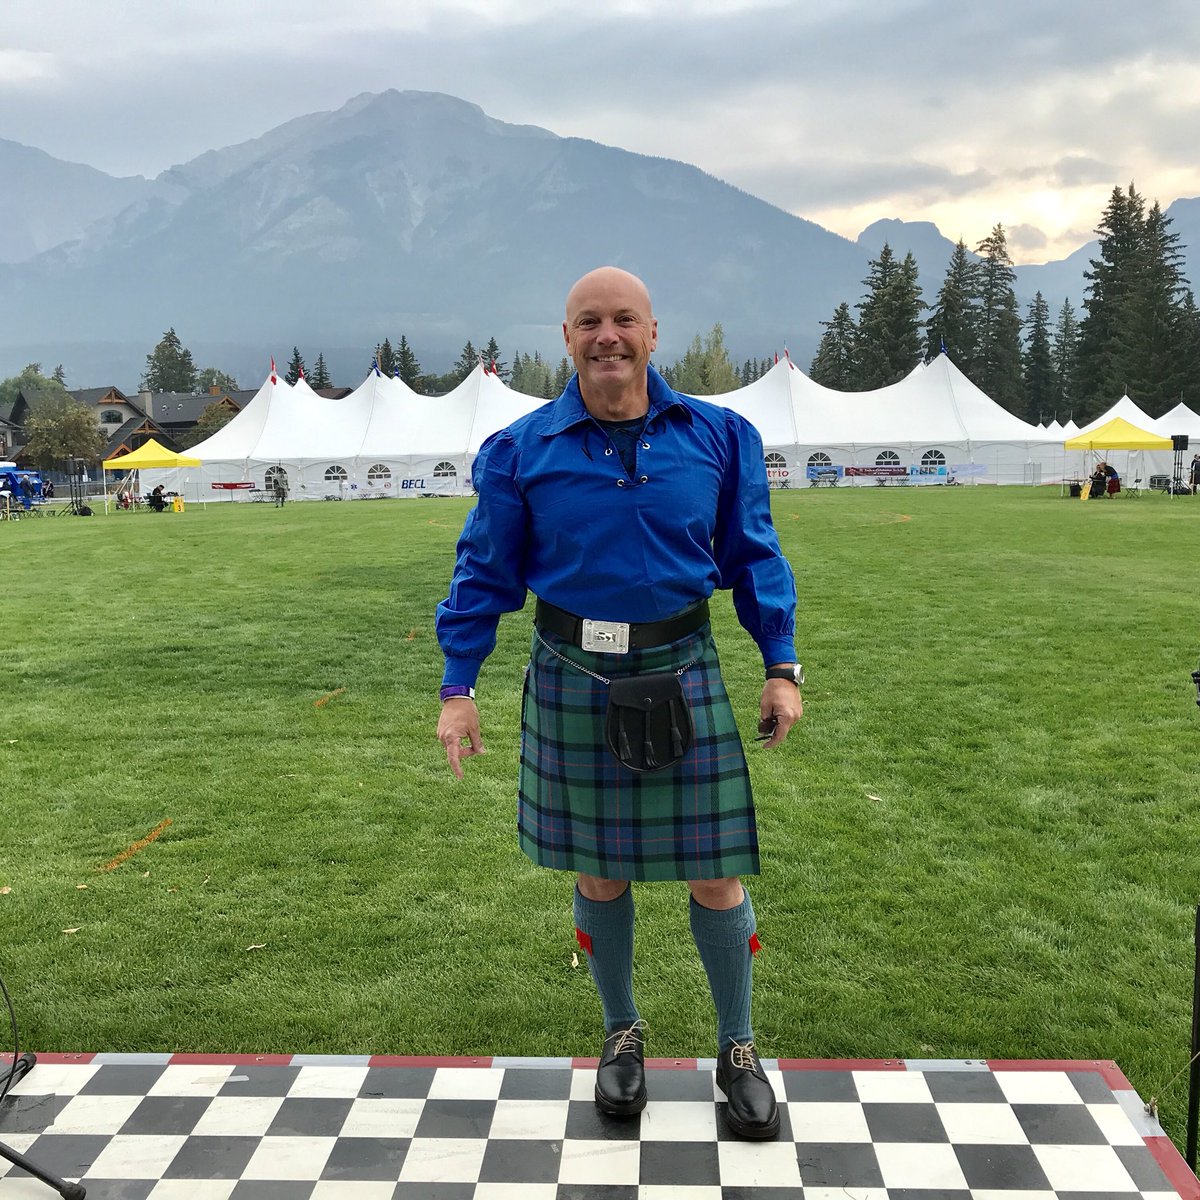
[986,1058,1131,1089]
[571,1057,698,1070]
[776,1058,906,1071]
[169,1053,294,1065]
[1145,1135,1200,1198]
[0,1052,96,1064]
[367,1055,493,1068]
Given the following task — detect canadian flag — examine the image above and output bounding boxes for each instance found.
[270,356,277,384]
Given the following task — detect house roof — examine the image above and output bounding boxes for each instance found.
[69,386,136,409]
[141,390,255,425]
[103,416,181,459]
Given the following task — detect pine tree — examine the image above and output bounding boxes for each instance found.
[973,225,1025,415]
[374,338,396,378]
[1074,184,1146,419]
[855,245,925,388]
[181,400,237,449]
[52,364,66,385]
[141,328,197,393]
[1052,300,1079,418]
[1021,292,1057,424]
[926,239,980,368]
[285,347,306,385]
[482,336,507,381]
[395,336,422,390]
[1175,292,1200,409]
[810,302,858,389]
[553,356,573,393]
[452,341,479,383]
[196,367,238,393]
[310,354,332,389]
[666,325,740,394]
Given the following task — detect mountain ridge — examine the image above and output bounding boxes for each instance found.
[2,90,1197,389]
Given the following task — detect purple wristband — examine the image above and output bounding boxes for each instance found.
[440,685,476,703]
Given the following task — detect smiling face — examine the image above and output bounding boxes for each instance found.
[563,267,658,417]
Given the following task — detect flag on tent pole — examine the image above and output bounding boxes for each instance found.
[774,352,779,365]
[939,337,947,355]
[270,357,277,384]
[298,363,305,380]
[490,360,497,375]
[371,358,381,377]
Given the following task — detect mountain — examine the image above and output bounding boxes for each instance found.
[0,139,150,265]
[1,92,1197,388]
[0,91,865,385]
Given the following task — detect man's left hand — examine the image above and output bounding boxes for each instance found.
[757,679,802,748]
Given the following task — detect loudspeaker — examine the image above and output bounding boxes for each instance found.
[1173,434,1190,451]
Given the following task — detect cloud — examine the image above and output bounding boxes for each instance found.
[0,48,57,85]
[1008,224,1049,253]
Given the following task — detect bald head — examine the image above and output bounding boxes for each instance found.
[565,267,653,323]
[563,266,658,417]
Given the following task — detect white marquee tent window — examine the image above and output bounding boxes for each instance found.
[264,465,289,490]
[434,461,457,479]
[764,452,788,471]
[807,452,832,467]
[367,464,391,483]
[920,450,947,468]
[876,450,901,466]
[324,465,348,482]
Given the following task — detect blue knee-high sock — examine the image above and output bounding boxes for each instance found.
[689,890,757,1050]
[574,885,640,1032]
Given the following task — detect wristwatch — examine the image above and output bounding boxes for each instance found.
[765,664,804,687]
[439,685,476,703]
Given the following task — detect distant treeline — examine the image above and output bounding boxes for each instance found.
[809,183,1200,424]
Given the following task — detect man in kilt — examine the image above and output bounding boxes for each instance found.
[436,267,802,1139]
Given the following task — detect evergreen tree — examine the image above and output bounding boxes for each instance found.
[1021,292,1058,424]
[141,328,197,393]
[395,336,422,390]
[452,341,479,383]
[553,356,573,393]
[666,325,740,394]
[926,239,980,368]
[285,346,306,385]
[374,338,396,378]
[1052,300,1079,418]
[52,364,66,385]
[973,225,1025,415]
[810,302,858,389]
[1175,292,1200,409]
[1074,184,1147,419]
[855,245,925,388]
[196,367,239,393]
[0,363,58,414]
[310,354,331,389]
[482,336,507,381]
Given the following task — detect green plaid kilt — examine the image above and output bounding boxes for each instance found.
[517,623,758,882]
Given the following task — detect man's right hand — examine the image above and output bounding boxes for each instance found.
[437,698,485,779]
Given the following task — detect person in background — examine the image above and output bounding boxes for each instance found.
[149,484,167,512]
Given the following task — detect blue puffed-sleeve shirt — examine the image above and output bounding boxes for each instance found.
[437,367,797,687]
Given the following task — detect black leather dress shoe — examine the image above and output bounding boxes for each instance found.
[716,1041,780,1139]
[594,1019,647,1116]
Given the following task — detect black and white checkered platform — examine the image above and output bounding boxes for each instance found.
[1,1052,1197,1198]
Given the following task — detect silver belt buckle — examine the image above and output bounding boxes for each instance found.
[581,619,630,654]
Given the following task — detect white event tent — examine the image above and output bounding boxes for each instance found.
[146,353,1088,502]
[1067,393,1196,482]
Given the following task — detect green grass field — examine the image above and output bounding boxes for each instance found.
[3,487,1199,1141]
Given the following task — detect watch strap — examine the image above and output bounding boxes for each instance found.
[440,685,476,703]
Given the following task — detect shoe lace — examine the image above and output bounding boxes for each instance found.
[609,1019,646,1056]
[728,1039,759,1071]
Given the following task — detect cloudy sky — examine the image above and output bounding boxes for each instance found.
[4,0,1199,263]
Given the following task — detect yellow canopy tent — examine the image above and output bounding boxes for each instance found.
[102,439,202,512]
[1064,418,1172,499]
[1063,418,1173,451]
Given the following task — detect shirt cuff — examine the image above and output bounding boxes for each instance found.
[759,637,798,669]
[441,655,484,688]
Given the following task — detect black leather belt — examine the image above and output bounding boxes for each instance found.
[535,597,709,651]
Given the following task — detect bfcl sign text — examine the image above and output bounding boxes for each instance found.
[400,478,426,490]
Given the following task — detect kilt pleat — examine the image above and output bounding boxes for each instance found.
[517,624,759,881]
